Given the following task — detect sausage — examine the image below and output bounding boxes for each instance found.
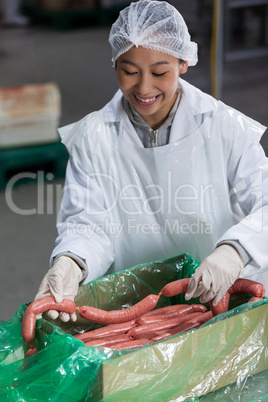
[151,322,201,342]
[151,311,213,342]
[248,296,264,303]
[25,347,38,358]
[134,331,166,340]
[228,279,265,298]
[138,313,178,325]
[209,292,230,316]
[127,312,203,339]
[222,292,230,310]
[208,279,265,316]
[76,294,160,324]
[160,278,190,298]
[84,334,130,347]
[22,297,76,346]
[142,304,187,317]
[181,310,212,329]
[137,304,207,325]
[192,304,208,313]
[74,320,136,341]
[112,338,151,350]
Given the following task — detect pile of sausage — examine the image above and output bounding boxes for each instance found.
[74,303,212,349]
[22,278,265,355]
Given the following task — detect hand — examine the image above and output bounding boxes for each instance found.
[185,244,243,306]
[35,256,82,322]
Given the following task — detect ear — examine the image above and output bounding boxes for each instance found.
[180,61,188,74]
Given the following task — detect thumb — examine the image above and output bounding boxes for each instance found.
[185,274,200,300]
[34,278,51,301]
[48,276,64,303]
[212,287,226,306]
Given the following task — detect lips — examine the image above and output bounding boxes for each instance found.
[134,94,160,106]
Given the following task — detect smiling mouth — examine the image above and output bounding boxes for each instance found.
[134,94,160,105]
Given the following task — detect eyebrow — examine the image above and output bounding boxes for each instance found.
[119,60,170,67]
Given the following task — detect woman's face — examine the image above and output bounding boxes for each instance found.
[116,46,188,129]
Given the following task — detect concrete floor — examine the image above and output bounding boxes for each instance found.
[0,13,268,321]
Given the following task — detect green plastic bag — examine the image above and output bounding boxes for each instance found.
[0,253,267,401]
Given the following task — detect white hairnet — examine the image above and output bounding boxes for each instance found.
[108,0,198,66]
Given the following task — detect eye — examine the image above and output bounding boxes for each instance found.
[123,69,137,76]
[153,72,167,77]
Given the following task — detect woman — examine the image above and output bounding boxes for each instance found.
[35,0,268,322]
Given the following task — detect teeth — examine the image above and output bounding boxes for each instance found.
[136,95,157,103]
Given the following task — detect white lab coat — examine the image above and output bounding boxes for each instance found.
[52,78,268,290]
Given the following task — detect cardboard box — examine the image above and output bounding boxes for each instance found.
[0,82,61,148]
[53,254,268,400]
[9,254,266,401]
[100,302,268,400]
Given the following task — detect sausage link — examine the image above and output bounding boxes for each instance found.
[248,296,264,303]
[209,292,230,316]
[84,334,130,347]
[142,304,187,317]
[228,279,265,298]
[170,310,213,335]
[134,331,166,340]
[138,313,180,325]
[127,312,203,339]
[25,347,38,358]
[151,311,213,342]
[138,304,207,325]
[192,304,208,313]
[74,320,136,341]
[22,297,76,346]
[112,338,151,350]
[151,322,201,342]
[76,294,160,324]
[160,278,190,298]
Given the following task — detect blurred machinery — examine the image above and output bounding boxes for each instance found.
[211,0,268,99]
[22,0,132,29]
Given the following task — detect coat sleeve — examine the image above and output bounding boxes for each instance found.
[50,117,114,284]
[215,104,268,277]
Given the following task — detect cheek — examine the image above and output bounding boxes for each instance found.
[161,80,178,97]
[117,76,131,94]
[159,71,180,95]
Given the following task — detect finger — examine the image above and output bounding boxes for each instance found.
[35,277,48,295]
[46,270,65,303]
[46,310,59,320]
[35,279,50,300]
[199,283,219,303]
[199,288,216,304]
[49,280,64,303]
[212,287,226,306]
[70,312,77,322]
[59,312,70,322]
[192,266,214,299]
[185,274,201,300]
[191,281,208,298]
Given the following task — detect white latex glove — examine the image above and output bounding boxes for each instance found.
[35,256,82,322]
[185,244,244,306]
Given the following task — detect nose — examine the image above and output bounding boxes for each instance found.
[136,73,152,95]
